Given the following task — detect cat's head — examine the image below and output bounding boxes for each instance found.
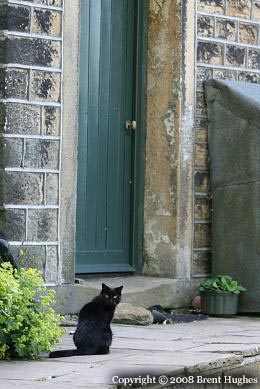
[100,283,123,307]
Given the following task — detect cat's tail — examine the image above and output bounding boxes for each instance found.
[49,346,109,358]
[49,349,80,358]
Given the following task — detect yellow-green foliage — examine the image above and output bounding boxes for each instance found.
[0,262,64,359]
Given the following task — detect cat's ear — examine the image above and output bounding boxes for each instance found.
[102,283,110,293]
[116,285,123,294]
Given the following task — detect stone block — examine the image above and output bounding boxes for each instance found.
[192,251,211,276]
[238,72,260,83]
[196,117,208,143]
[197,41,224,65]
[0,171,44,205]
[226,0,251,19]
[2,36,61,68]
[0,4,30,32]
[247,49,260,69]
[0,37,4,62]
[45,245,58,283]
[14,0,48,3]
[196,67,213,90]
[225,45,246,67]
[195,171,210,194]
[24,139,59,169]
[0,68,28,99]
[239,22,258,45]
[197,15,214,37]
[216,18,237,41]
[43,106,60,135]
[114,303,153,326]
[0,105,5,134]
[0,103,41,135]
[46,173,59,205]
[194,223,211,248]
[212,68,237,81]
[28,208,58,241]
[195,143,209,169]
[13,245,46,272]
[0,137,23,168]
[0,69,4,97]
[59,277,204,313]
[196,92,207,115]
[198,0,225,14]
[194,196,211,220]
[252,1,260,20]
[0,209,26,241]
[32,9,61,36]
[31,71,60,102]
[8,1,46,3]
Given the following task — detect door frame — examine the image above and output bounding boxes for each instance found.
[131,0,148,273]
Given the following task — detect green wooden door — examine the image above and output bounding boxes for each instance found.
[76,0,137,273]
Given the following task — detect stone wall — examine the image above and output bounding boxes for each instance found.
[0,0,63,284]
[194,0,260,276]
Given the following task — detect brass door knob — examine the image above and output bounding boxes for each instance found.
[131,120,137,130]
[125,120,137,131]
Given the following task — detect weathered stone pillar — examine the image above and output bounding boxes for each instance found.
[144,0,195,278]
[0,0,63,284]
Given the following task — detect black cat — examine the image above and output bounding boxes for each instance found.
[49,283,123,358]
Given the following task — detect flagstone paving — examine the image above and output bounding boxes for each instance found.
[1,317,260,388]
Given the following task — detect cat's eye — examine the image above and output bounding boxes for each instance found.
[105,294,109,299]
[113,296,118,300]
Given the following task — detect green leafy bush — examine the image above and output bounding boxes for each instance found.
[200,275,246,294]
[0,262,64,359]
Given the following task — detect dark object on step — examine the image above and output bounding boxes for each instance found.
[0,239,19,269]
[148,305,208,324]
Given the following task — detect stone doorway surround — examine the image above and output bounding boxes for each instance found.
[61,0,197,282]
[143,0,196,279]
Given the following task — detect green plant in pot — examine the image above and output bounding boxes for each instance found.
[200,275,246,317]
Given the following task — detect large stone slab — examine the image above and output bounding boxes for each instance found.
[53,276,205,314]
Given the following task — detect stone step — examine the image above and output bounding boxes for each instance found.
[52,276,204,314]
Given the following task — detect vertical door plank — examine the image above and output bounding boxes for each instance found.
[85,0,102,250]
[96,0,112,250]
